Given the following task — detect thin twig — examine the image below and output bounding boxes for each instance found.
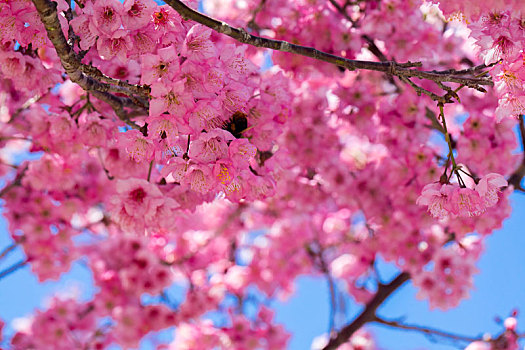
[0,243,17,261]
[0,260,27,281]
[147,160,154,182]
[306,242,338,335]
[373,316,481,343]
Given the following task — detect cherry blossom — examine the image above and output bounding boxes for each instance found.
[0,0,523,348]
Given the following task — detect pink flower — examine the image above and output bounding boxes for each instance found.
[151,6,182,32]
[70,15,97,50]
[504,317,518,331]
[129,27,157,56]
[213,159,236,186]
[229,138,257,169]
[181,25,217,61]
[189,99,224,132]
[146,115,179,144]
[416,183,455,219]
[465,341,491,350]
[186,164,215,194]
[330,254,367,279]
[97,30,132,62]
[449,187,485,217]
[188,129,232,163]
[140,45,180,85]
[475,173,508,207]
[118,130,154,163]
[79,114,112,147]
[122,0,155,30]
[91,0,123,37]
[115,178,163,217]
[149,80,193,117]
[162,157,189,183]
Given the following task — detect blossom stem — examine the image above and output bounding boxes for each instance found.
[438,103,463,186]
[373,316,480,343]
[147,161,154,182]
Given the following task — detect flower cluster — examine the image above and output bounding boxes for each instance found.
[417,174,508,220]
[412,236,483,310]
[10,298,109,350]
[456,113,519,176]
[468,11,525,120]
[87,234,173,298]
[0,0,523,348]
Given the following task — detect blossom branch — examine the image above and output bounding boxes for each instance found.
[438,103,462,184]
[31,0,145,128]
[372,316,480,343]
[306,242,338,335]
[0,243,17,261]
[508,115,525,191]
[322,272,410,350]
[0,259,27,281]
[80,64,150,99]
[166,0,493,95]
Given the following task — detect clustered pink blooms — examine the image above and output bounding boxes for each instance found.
[0,0,522,348]
[456,112,520,176]
[416,173,508,220]
[412,236,482,309]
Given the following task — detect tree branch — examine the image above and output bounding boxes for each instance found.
[80,64,150,99]
[306,242,338,335]
[373,316,480,343]
[165,0,493,94]
[0,260,27,281]
[31,0,144,128]
[322,272,410,350]
[0,243,17,261]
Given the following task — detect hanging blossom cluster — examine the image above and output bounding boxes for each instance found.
[416,173,508,219]
[0,0,523,348]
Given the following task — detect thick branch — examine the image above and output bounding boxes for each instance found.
[322,272,410,350]
[31,0,144,128]
[81,64,150,99]
[166,0,493,91]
